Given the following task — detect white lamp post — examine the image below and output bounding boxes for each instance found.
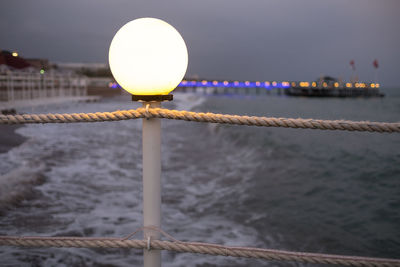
[109,18,188,267]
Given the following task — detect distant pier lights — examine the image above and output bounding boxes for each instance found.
[109,78,381,97]
[146,79,381,97]
[169,79,290,95]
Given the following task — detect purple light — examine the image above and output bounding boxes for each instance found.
[176,79,292,89]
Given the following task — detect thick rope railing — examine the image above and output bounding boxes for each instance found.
[1,230,399,267]
[1,107,400,133]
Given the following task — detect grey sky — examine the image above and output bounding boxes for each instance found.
[1,0,399,87]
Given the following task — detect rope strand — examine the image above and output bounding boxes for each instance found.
[0,233,399,267]
[1,107,399,133]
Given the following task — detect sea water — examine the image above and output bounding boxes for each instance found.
[0,89,399,266]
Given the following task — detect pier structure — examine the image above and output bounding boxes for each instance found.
[109,80,290,95]
[109,79,382,97]
[177,79,290,95]
[285,80,382,97]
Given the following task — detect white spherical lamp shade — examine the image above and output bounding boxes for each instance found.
[109,18,188,95]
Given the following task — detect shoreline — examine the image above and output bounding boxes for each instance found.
[0,125,27,155]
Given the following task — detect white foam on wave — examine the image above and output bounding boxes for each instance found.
[159,97,275,266]
[171,91,206,111]
[0,93,281,266]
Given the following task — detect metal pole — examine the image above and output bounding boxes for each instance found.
[142,101,161,267]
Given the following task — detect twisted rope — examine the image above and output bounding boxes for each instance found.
[0,235,399,266]
[0,108,399,133]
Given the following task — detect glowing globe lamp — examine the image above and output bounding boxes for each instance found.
[109,18,188,98]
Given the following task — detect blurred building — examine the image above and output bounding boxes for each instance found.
[0,50,31,69]
[0,50,88,102]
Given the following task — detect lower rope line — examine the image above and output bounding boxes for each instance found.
[0,107,399,133]
[0,234,399,267]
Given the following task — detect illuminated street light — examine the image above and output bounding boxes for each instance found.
[109,17,188,97]
[109,18,188,267]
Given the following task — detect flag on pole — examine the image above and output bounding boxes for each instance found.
[373,59,379,69]
[350,60,355,71]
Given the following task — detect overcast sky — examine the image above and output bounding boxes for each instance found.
[1,0,399,87]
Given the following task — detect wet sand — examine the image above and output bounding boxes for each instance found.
[0,125,26,154]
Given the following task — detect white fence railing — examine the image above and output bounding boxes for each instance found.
[0,70,87,101]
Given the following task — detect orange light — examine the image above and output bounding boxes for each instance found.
[255,81,260,86]
[300,82,309,87]
[371,83,375,88]
[291,82,296,87]
[223,81,229,85]
[334,82,339,87]
[346,83,352,88]
[201,80,207,85]
[312,82,316,87]
[323,82,327,87]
